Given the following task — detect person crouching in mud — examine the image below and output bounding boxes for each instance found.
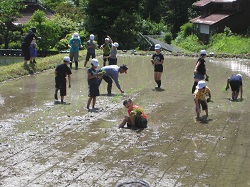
[119,99,148,129]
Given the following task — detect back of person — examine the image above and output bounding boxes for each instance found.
[101,65,119,76]
[230,74,242,82]
[56,64,70,78]
[196,58,206,75]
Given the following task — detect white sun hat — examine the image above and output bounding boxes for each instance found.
[200,50,207,55]
[73,33,79,39]
[155,44,161,50]
[90,34,94,40]
[63,56,71,62]
[91,58,99,67]
[196,80,206,89]
[113,42,119,47]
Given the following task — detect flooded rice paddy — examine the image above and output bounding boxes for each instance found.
[0,54,250,187]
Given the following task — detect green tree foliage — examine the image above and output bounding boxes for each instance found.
[0,0,24,48]
[24,10,61,51]
[162,0,196,37]
[107,10,142,49]
[85,0,143,45]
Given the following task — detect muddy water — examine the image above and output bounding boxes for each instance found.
[0,53,250,187]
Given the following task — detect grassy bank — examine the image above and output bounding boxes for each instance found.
[0,50,103,83]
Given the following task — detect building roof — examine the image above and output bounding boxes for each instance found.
[191,10,237,25]
[193,0,237,7]
[13,4,54,25]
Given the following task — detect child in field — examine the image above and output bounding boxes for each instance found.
[151,44,164,89]
[29,38,37,64]
[119,99,148,129]
[87,58,100,109]
[54,57,72,104]
[193,80,211,120]
[100,36,113,66]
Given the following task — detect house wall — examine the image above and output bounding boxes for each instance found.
[212,0,250,33]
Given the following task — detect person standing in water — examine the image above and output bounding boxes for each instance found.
[100,36,113,66]
[87,58,100,110]
[54,57,72,104]
[84,34,97,67]
[192,50,209,94]
[68,32,83,70]
[151,44,164,89]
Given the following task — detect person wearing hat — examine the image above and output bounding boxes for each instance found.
[84,34,97,67]
[192,50,209,94]
[54,56,72,104]
[21,27,40,66]
[98,64,128,95]
[225,74,243,101]
[87,58,101,109]
[151,44,164,89]
[68,32,83,70]
[100,35,113,66]
[105,42,119,65]
[193,80,211,120]
[119,99,148,129]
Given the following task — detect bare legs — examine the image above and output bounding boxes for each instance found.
[87,96,96,109]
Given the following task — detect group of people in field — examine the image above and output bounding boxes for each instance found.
[54,33,128,105]
[22,29,244,129]
[192,50,243,121]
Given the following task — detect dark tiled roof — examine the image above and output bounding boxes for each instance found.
[191,10,237,25]
[193,0,237,7]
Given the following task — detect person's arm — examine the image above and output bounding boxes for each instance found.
[194,61,201,73]
[225,77,230,90]
[68,75,71,88]
[112,72,124,93]
[107,35,113,43]
[240,85,243,99]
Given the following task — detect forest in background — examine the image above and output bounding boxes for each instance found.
[0,0,249,54]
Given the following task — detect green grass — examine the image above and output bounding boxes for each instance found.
[0,50,103,83]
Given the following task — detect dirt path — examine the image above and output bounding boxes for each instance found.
[0,55,250,187]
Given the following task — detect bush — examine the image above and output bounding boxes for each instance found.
[173,34,205,52]
[180,22,193,37]
[164,32,172,44]
[8,41,21,49]
[209,33,250,54]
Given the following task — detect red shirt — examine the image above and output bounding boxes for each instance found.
[128,105,147,119]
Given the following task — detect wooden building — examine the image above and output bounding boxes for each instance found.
[191,0,250,43]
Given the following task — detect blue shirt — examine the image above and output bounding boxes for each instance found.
[69,38,82,52]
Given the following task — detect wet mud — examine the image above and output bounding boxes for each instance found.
[0,54,250,187]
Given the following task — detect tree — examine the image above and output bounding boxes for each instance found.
[85,0,143,45]
[0,0,24,48]
[24,10,61,51]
